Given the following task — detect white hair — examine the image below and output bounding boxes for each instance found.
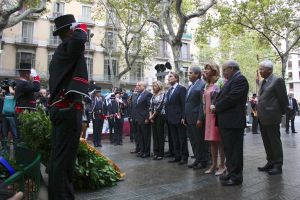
[259,60,273,69]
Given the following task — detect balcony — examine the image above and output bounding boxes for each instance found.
[49,12,64,20]
[47,38,61,48]
[0,68,17,78]
[77,16,95,26]
[90,74,152,85]
[15,36,38,47]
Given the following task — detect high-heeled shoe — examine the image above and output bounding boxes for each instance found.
[204,166,217,174]
[215,167,226,176]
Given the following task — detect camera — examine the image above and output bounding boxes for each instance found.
[0,79,16,91]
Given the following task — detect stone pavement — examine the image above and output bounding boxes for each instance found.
[42,117,300,200]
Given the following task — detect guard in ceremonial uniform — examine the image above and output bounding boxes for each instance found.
[15,63,40,113]
[89,86,104,147]
[48,14,89,200]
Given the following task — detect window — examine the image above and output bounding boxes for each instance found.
[49,24,61,46]
[289,83,294,91]
[180,42,190,60]
[104,59,118,79]
[288,72,293,80]
[106,10,118,26]
[130,62,144,80]
[85,56,93,79]
[82,6,91,20]
[22,21,34,43]
[288,61,292,69]
[158,40,168,58]
[16,52,35,70]
[53,2,64,17]
[105,31,116,50]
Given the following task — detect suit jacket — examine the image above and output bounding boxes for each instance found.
[287,97,299,113]
[165,84,187,125]
[215,71,249,128]
[15,79,40,110]
[184,79,205,124]
[135,90,153,124]
[257,74,288,125]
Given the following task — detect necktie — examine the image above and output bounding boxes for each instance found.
[187,83,195,97]
[168,87,174,100]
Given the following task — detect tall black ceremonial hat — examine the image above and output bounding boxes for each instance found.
[53,14,76,36]
[17,63,31,71]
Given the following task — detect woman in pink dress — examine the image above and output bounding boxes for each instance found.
[203,62,226,176]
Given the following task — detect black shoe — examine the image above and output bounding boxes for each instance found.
[219,174,230,181]
[178,160,188,165]
[164,153,174,158]
[98,144,102,147]
[168,159,180,163]
[136,152,142,157]
[156,156,163,160]
[193,163,207,170]
[188,161,199,168]
[292,131,297,134]
[221,179,242,186]
[130,150,138,154]
[257,162,273,172]
[268,167,282,175]
[141,154,150,158]
[153,155,158,160]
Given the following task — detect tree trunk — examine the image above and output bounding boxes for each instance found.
[281,56,288,79]
[171,44,182,74]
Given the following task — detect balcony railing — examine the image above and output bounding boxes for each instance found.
[91,74,153,85]
[15,36,38,45]
[48,38,61,46]
[52,12,63,18]
[0,68,17,77]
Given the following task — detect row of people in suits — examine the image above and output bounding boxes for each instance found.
[87,88,127,147]
[129,61,251,187]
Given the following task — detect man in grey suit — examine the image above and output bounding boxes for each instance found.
[184,66,209,169]
[257,60,288,175]
[135,81,153,158]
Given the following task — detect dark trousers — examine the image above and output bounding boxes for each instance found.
[168,123,188,161]
[49,107,82,200]
[259,123,283,166]
[152,115,165,157]
[129,118,134,142]
[108,118,114,143]
[114,118,123,145]
[220,128,244,182]
[2,115,19,151]
[252,115,258,133]
[286,111,296,132]
[137,122,151,155]
[166,121,174,155]
[186,124,209,163]
[131,119,140,152]
[92,114,104,146]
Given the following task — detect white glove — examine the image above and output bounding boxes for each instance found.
[30,69,37,77]
[210,105,216,111]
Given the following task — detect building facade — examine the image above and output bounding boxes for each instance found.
[0,1,198,91]
[286,49,300,101]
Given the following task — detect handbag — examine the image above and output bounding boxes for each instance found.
[2,95,16,115]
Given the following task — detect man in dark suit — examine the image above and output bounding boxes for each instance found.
[184,66,209,169]
[89,86,104,147]
[257,60,288,175]
[286,93,299,134]
[165,72,189,165]
[135,81,153,158]
[212,60,249,186]
[129,88,140,153]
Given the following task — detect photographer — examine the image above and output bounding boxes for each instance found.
[1,78,18,153]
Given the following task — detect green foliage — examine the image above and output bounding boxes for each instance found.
[74,142,120,190]
[18,107,52,165]
[18,108,121,190]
